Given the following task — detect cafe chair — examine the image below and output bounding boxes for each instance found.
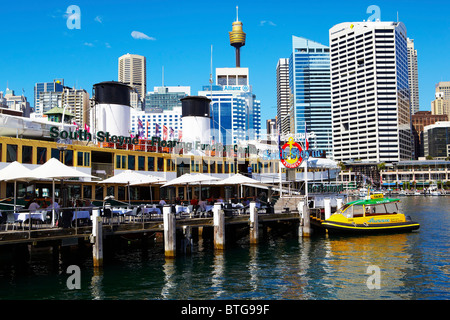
[5,213,18,231]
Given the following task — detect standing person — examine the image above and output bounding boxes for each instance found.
[159,198,167,206]
[47,198,60,224]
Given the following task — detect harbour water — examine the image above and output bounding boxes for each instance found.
[0,196,449,300]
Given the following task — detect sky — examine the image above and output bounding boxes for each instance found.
[1,0,449,131]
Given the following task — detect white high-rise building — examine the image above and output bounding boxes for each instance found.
[198,67,261,146]
[329,21,413,163]
[118,53,146,106]
[62,87,90,126]
[407,38,419,115]
[276,58,290,134]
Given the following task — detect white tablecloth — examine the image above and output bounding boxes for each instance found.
[15,211,46,222]
[143,207,161,215]
[198,205,213,212]
[72,210,91,221]
[175,205,191,214]
[112,208,132,215]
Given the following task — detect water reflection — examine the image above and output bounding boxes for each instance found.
[161,258,176,299]
[211,252,225,298]
[90,269,104,300]
[248,246,258,293]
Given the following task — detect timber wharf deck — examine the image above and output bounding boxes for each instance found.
[0,210,299,246]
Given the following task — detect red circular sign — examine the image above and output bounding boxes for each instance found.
[280,137,303,168]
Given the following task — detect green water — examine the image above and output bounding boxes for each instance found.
[1,197,449,300]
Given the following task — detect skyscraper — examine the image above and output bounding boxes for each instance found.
[34,79,64,114]
[198,14,261,146]
[62,87,90,126]
[329,21,413,163]
[118,53,146,106]
[435,81,450,100]
[198,68,261,145]
[289,36,332,157]
[407,38,419,115]
[276,58,290,134]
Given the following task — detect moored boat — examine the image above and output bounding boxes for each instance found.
[321,194,420,234]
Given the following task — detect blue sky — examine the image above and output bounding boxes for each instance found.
[1,0,449,130]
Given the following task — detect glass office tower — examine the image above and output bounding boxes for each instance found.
[34,79,64,114]
[289,36,332,157]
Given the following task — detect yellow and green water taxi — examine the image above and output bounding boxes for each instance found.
[321,194,420,234]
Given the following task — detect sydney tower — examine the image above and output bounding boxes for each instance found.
[228,6,246,67]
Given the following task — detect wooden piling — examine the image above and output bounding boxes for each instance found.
[213,203,225,250]
[302,203,312,237]
[324,198,331,220]
[163,205,176,258]
[92,208,103,268]
[249,201,258,245]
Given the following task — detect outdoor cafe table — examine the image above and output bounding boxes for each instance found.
[143,207,161,215]
[15,211,46,223]
[112,208,133,215]
[175,205,191,214]
[72,210,91,221]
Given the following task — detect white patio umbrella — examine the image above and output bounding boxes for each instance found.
[217,173,264,199]
[0,161,36,212]
[32,158,97,226]
[161,173,220,201]
[99,170,158,204]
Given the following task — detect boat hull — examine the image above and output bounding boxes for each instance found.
[321,220,420,234]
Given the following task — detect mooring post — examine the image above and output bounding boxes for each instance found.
[213,203,225,250]
[249,201,258,245]
[324,198,331,220]
[302,202,312,237]
[336,198,344,211]
[163,205,176,258]
[91,208,103,268]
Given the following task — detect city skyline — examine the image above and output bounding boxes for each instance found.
[1,0,449,132]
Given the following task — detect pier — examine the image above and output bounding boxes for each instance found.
[0,202,305,267]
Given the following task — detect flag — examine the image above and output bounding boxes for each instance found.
[84,123,90,133]
[137,117,144,138]
[178,129,182,140]
[146,121,149,139]
[169,127,174,140]
[163,125,168,140]
[155,123,160,137]
[73,121,79,130]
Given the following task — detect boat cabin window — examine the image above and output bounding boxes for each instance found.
[37,147,47,164]
[148,157,155,171]
[22,145,33,164]
[6,144,17,162]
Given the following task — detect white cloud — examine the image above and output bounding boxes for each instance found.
[105,42,111,48]
[131,31,155,40]
[95,16,103,23]
[83,42,94,47]
[260,20,276,27]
